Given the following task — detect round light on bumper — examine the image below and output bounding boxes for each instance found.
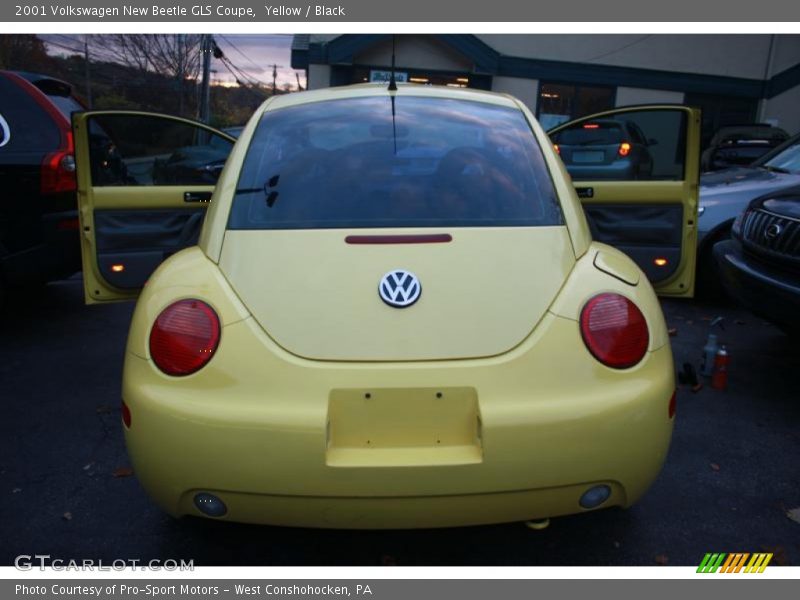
[579,485,611,509]
[194,493,227,517]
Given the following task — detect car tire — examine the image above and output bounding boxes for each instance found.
[696,225,733,302]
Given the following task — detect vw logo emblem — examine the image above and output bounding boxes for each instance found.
[765,223,783,240]
[379,270,422,308]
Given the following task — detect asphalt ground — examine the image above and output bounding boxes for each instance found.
[1,276,798,567]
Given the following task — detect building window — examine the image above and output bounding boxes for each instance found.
[347,66,491,90]
[537,83,615,130]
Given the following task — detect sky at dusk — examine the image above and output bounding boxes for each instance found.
[42,33,307,90]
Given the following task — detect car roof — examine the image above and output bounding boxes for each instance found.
[261,83,521,114]
[711,124,789,141]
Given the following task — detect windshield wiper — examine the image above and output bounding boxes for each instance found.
[235,174,281,197]
[760,165,791,174]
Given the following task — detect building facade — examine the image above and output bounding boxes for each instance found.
[291,34,800,144]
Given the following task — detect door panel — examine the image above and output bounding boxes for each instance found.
[583,203,683,282]
[73,111,234,303]
[93,208,204,289]
[549,105,701,297]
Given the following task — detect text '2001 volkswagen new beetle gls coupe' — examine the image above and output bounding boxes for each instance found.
[72,84,700,528]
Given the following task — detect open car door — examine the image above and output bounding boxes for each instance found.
[72,111,235,303]
[548,105,701,297]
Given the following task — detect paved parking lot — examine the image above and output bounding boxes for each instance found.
[1,276,798,566]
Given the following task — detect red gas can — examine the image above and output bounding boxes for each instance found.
[711,346,729,391]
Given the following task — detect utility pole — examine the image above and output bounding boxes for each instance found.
[83,35,92,108]
[199,34,212,124]
[266,64,284,95]
[295,72,302,91]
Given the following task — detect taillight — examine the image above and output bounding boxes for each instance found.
[41,131,76,195]
[553,144,560,155]
[580,293,649,369]
[668,390,677,419]
[149,299,221,376]
[618,142,631,157]
[56,217,80,230]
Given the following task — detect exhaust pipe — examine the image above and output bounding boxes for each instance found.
[525,518,550,530]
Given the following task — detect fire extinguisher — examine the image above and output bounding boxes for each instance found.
[711,346,729,391]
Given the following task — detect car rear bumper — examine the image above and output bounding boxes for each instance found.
[1,210,80,285]
[122,313,675,528]
[713,239,800,331]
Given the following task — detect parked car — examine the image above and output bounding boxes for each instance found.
[0,71,84,304]
[152,133,234,185]
[72,87,702,528]
[700,124,789,172]
[714,186,800,334]
[697,132,800,296]
[222,125,244,138]
[549,117,654,180]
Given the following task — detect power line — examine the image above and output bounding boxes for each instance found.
[218,35,266,73]
[216,52,269,89]
[44,40,84,55]
[216,57,267,100]
[210,38,272,98]
[583,35,653,62]
[214,36,296,92]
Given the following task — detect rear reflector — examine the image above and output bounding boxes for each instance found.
[121,401,131,428]
[669,390,677,419]
[580,293,649,369]
[149,299,221,376]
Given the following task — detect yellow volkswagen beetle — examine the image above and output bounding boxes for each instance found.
[72,84,699,528]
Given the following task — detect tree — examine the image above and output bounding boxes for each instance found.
[92,35,202,116]
[93,34,201,79]
[0,35,54,71]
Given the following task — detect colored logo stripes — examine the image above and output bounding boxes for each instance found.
[697,553,773,573]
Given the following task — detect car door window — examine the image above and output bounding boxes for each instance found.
[86,114,234,187]
[550,110,687,182]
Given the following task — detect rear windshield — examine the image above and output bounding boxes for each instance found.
[47,95,84,120]
[555,122,623,146]
[229,96,562,229]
